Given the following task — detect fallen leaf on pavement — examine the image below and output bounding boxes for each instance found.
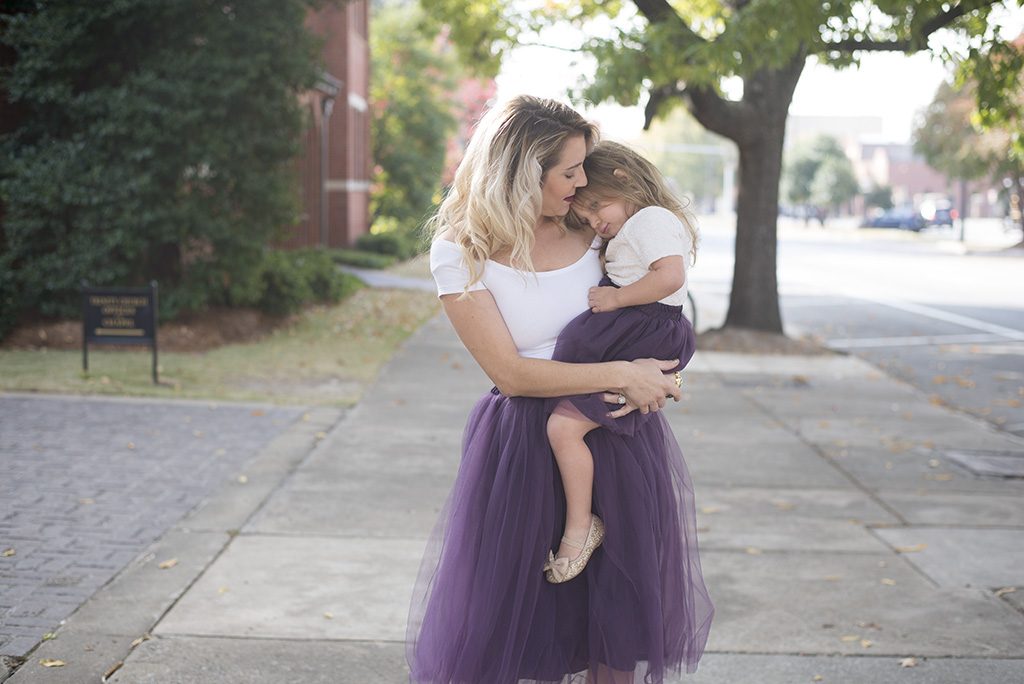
[699,505,722,514]
[39,659,65,667]
[995,587,1017,597]
[880,578,897,586]
[158,558,178,569]
[900,657,918,668]
[1,548,14,557]
[894,543,927,553]
[860,639,873,648]
[840,635,859,642]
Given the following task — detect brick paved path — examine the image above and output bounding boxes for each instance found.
[0,395,306,659]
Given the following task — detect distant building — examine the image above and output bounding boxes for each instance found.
[786,115,1003,218]
[281,1,370,249]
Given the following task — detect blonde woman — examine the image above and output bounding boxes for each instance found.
[405,96,713,684]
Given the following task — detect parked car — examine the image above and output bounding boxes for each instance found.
[920,197,955,227]
[862,207,927,231]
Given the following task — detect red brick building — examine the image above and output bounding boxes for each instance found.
[281,1,371,249]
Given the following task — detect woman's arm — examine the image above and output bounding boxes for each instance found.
[441,289,681,413]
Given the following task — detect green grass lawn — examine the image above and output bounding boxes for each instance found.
[0,288,440,406]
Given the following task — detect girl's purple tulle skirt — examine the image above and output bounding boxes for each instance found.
[406,278,714,683]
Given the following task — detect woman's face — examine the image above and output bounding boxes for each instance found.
[539,135,588,218]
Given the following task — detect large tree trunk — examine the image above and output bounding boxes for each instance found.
[684,51,805,333]
[727,129,787,331]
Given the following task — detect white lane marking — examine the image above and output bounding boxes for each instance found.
[837,293,1024,341]
[826,333,1007,349]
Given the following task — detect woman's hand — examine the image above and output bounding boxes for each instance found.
[606,358,681,417]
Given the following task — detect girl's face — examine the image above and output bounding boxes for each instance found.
[539,135,588,218]
[573,198,631,239]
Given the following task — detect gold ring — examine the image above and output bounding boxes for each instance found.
[673,371,682,388]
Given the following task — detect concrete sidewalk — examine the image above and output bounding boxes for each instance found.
[8,313,1024,683]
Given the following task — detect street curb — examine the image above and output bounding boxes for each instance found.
[2,407,344,684]
[0,390,303,411]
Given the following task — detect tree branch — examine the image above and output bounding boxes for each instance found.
[828,0,1001,53]
[631,0,707,46]
[642,81,755,142]
[515,41,582,52]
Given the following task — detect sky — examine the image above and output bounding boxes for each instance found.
[494,2,1024,144]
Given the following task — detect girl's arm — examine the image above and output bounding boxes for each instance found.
[441,288,681,414]
[588,255,685,313]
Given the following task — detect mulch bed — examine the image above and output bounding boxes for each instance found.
[696,326,838,356]
[1,308,293,353]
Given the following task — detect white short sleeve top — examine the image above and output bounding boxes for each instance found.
[429,237,604,360]
[604,206,692,306]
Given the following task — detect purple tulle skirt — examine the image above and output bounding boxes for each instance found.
[406,281,714,683]
[544,277,697,437]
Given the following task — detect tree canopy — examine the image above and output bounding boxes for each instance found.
[370,1,460,229]
[426,0,1023,332]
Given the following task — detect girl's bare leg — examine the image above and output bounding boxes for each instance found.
[547,401,600,561]
[586,662,634,684]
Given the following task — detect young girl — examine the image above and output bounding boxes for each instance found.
[542,140,699,583]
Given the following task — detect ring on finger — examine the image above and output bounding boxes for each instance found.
[617,393,627,405]
[673,371,682,388]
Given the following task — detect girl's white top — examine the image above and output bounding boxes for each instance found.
[429,235,603,360]
[605,206,691,306]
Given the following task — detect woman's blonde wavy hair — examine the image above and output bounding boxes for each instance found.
[428,96,599,295]
[566,141,699,266]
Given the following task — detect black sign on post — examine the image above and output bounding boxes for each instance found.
[81,280,159,384]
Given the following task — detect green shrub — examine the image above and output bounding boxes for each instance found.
[251,249,363,316]
[292,249,361,303]
[0,0,322,341]
[355,231,409,258]
[326,249,397,269]
[257,251,313,316]
[356,216,430,260]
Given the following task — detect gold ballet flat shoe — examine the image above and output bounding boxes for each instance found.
[543,514,605,584]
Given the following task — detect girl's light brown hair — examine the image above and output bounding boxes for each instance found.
[569,141,698,265]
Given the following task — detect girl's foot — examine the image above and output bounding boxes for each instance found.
[543,514,605,584]
[556,519,593,562]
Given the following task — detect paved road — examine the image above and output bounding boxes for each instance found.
[0,395,307,663]
[690,214,1024,437]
